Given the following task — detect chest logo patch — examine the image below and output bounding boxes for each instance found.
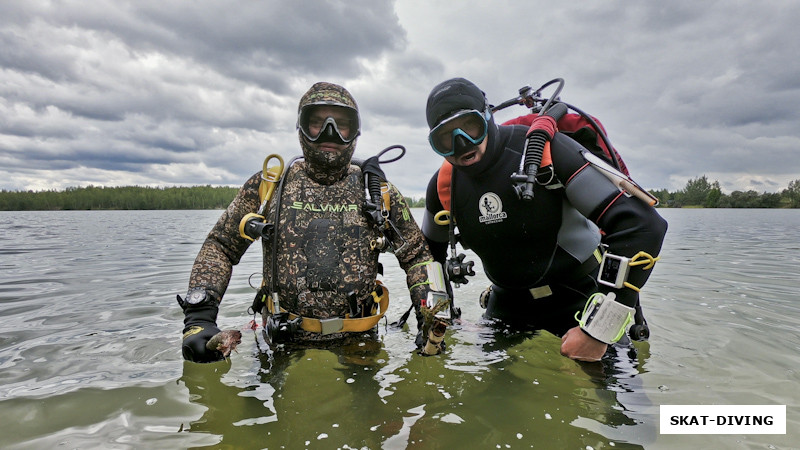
[478,192,507,224]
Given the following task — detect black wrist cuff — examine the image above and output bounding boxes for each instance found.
[183,303,219,328]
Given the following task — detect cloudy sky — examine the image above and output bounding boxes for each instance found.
[2,1,798,198]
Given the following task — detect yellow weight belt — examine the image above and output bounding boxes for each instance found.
[267,281,390,335]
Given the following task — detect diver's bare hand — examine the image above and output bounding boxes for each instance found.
[560,326,606,362]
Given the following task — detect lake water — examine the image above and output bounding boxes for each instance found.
[0,208,796,449]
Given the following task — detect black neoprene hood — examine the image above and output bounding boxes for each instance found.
[426,77,487,128]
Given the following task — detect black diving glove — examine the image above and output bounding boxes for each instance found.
[181,303,224,363]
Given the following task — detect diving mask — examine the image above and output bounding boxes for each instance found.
[297,103,361,144]
[428,109,490,157]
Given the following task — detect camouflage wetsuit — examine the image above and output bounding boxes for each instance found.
[182,82,437,363]
[188,161,433,343]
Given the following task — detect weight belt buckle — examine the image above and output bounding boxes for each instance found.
[319,318,344,335]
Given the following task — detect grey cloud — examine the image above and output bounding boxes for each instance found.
[2,1,800,194]
[358,52,446,126]
[5,1,405,90]
[0,1,408,190]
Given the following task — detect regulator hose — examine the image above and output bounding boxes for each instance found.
[359,145,406,226]
[517,102,568,201]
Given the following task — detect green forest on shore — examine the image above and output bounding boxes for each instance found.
[1,176,799,211]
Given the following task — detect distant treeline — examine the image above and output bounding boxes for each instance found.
[0,185,240,211]
[2,176,798,211]
[651,176,800,208]
[0,184,429,211]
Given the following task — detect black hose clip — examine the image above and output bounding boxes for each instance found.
[446,253,475,286]
[265,312,302,344]
[240,212,275,242]
[243,219,275,242]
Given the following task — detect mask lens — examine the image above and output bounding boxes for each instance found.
[298,104,360,143]
[428,110,488,156]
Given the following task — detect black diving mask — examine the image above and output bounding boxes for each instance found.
[428,109,490,157]
[297,103,361,144]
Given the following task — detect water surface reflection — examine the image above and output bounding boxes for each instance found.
[0,209,797,449]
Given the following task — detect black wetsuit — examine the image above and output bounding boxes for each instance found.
[422,124,668,335]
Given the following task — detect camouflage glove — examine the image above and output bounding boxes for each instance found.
[415,321,447,356]
[415,316,448,356]
[181,304,224,363]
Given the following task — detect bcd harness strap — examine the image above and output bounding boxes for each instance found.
[248,155,393,225]
[264,281,391,335]
[240,154,396,241]
[243,154,395,335]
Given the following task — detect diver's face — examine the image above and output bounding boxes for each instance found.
[303,105,357,153]
[445,137,487,167]
[428,109,488,166]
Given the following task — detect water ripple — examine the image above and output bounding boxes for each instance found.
[0,209,797,449]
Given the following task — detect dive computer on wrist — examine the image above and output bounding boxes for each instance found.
[186,288,210,306]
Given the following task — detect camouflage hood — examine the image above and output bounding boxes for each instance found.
[297,82,359,184]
